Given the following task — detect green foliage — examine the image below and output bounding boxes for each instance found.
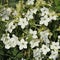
[0,21,6,39]
[54,0,60,12]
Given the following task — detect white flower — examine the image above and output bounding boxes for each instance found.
[12,10,18,16]
[6,8,12,15]
[18,38,28,50]
[30,8,37,14]
[2,15,9,21]
[41,44,50,55]
[5,21,17,33]
[40,15,50,26]
[50,41,60,51]
[18,18,28,29]
[9,34,18,48]
[50,15,57,20]
[58,35,60,39]
[33,48,42,60]
[1,7,12,21]
[33,48,41,57]
[1,34,18,49]
[1,33,11,49]
[21,58,26,60]
[1,33,10,43]
[5,38,18,49]
[29,29,38,39]
[49,12,57,20]
[25,10,33,21]
[40,7,49,16]
[25,8,37,21]
[30,39,40,48]
[40,7,57,26]
[40,7,49,12]
[27,0,35,5]
[40,30,50,44]
[5,40,11,49]
[49,50,58,60]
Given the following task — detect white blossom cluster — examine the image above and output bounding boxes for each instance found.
[0,1,60,60]
[0,8,12,21]
[40,7,57,26]
[27,0,35,5]
[33,40,60,60]
[1,33,28,50]
[25,8,37,21]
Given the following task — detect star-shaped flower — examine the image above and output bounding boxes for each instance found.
[18,38,28,50]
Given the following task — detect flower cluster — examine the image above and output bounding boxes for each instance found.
[40,7,57,26]
[0,0,60,60]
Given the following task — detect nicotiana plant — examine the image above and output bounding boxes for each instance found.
[0,0,60,60]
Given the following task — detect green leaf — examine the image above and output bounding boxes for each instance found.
[16,52,23,59]
[0,49,4,55]
[12,48,18,56]
[8,0,19,7]
[54,0,60,6]
[53,0,60,12]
